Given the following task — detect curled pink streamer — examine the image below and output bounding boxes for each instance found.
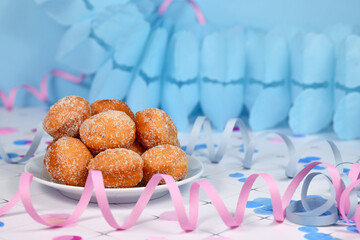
[158,0,206,25]
[0,71,86,111]
[1,161,357,232]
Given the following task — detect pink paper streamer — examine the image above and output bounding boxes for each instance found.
[0,71,86,111]
[158,0,206,25]
[1,161,358,233]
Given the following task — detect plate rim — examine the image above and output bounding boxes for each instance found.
[24,154,204,194]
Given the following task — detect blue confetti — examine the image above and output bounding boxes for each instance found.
[343,168,350,173]
[229,173,244,178]
[181,144,218,151]
[253,198,272,206]
[298,156,321,163]
[0,153,19,159]
[298,226,319,233]
[13,140,32,145]
[254,206,273,215]
[238,178,247,182]
[347,225,359,233]
[0,221,4,227]
[293,134,305,138]
[246,201,263,208]
[307,195,325,199]
[239,149,258,153]
[304,233,339,240]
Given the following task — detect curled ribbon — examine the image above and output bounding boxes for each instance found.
[0,70,86,111]
[185,116,344,178]
[158,0,206,25]
[0,161,359,233]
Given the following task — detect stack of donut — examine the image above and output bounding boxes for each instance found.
[43,96,187,188]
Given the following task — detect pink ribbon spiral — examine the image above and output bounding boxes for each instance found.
[1,161,360,233]
[0,70,86,111]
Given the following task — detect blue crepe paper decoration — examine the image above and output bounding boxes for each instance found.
[200,28,245,130]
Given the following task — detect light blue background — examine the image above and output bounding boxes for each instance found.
[0,0,359,107]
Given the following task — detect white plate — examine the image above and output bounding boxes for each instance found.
[24,155,204,203]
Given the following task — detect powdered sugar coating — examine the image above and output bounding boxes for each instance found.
[91,99,135,120]
[80,110,136,154]
[43,96,91,139]
[141,144,187,183]
[44,137,93,187]
[88,148,143,188]
[135,108,178,149]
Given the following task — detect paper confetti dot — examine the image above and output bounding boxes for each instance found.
[0,153,19,159]
[229,173,244,178]
[13,140,32,145]
[298,226,318,233]
[246,201,263,208]
[253,198,272,206]
[31,128,37,132]
[293,134,305,138]
[45,141,52,145]
[269,137,285,143]
[41,214,76,226]
[298,156,321,163]
[343,168,350,173]
[238,178,247,182]
[0,221,4,227]
[0,127,18,135]
[254,206,273,215]
[304,233,339,240]
[53,236,82,240]
[347,225,359,233]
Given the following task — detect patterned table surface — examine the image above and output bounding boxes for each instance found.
[0,108,359,240]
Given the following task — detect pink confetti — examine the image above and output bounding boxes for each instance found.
[45,141,52,145]
[19,155,34,158]
[53,236,82,240]
[41,214,76,227]
[159,211,178,221]
[269,137,285,143]
[0,127,18,135]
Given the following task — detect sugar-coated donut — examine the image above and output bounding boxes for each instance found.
[43,96,91,139]
[44,137,93,187]
[135,108,178,149]
[80,110,136,154]
[87,148,143,188]
[91,99,135,120]
[141,144,187,183]
[129,140,146,155]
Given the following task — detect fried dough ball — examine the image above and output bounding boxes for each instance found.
[129,140,146,155]
[80,110,136,154]
[43,96,91,139]
[44,137,93,187]
[141,144,187,183]
[90,99,135,120]
[135,108,178,149]
[87,148,144,188]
